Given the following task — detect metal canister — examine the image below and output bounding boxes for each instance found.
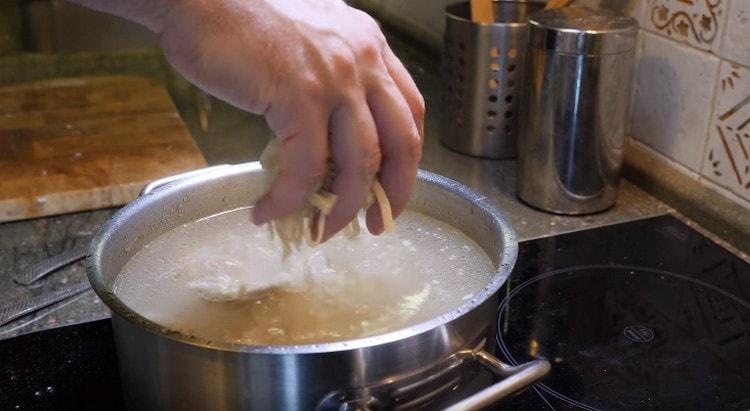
[516,7,638,214]
[441,1,542,159]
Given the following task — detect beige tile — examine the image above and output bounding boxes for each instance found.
[721,0,750,66]
[643,0,728,52]
[701,61,750,201]
[631,32,719,171]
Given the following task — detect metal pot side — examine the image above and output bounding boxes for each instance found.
[87,163,519,410]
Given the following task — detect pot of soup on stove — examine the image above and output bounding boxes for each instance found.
[87,146,549,410]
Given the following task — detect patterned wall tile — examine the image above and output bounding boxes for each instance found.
[644,0,728,53]
[631,32,719,171]
[721,0,750,67]
[701,61,750,201]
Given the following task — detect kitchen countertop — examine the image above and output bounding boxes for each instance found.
[0,31,669,340]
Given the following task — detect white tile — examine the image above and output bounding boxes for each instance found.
[721,0,750,66]
[643,0,729,53]
[631,32,719,171]
[701,61,750,201]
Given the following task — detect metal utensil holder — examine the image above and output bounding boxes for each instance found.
[441,1,541,159]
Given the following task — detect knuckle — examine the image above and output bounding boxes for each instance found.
[357,144,382,182]
[299,76,326,101]
[403,128,423,163]
[299,162,328,189]
[330,49,357,80]
[357,40,381,64]
[412,93,426,119]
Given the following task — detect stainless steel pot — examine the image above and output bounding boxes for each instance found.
[87,163,549,410]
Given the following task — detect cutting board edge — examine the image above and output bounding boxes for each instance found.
[0,182,143,223]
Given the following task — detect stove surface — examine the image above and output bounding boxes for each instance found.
[1,215,748,410]
[498,215,750,410]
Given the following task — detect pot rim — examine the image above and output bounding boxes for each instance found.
[87,163,518,355]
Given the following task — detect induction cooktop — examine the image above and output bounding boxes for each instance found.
[494,214,750,410]
[1,214,748,410]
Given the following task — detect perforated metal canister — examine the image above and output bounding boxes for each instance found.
[441,1,542,159]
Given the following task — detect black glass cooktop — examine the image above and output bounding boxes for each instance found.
[1,215,749,410]
[497,215,750,410]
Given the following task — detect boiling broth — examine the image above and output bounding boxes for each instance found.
[114,208,494,345]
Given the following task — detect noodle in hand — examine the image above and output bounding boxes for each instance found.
[259,138,394,255]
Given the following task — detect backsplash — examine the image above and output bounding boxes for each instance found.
[629,0,750,208]
[643,0,726,52]
[354,0,750,209]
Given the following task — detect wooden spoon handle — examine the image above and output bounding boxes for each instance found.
[545,0,575,9]
[470,0,495,23]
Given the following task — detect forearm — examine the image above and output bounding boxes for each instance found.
[66,0,174,32]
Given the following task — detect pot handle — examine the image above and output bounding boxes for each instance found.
[140,165,234,196]
[445,350,550,410]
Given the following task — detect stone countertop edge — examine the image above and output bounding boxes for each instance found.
[624,141,750,257]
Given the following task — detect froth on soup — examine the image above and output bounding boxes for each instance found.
[114,208,494,345]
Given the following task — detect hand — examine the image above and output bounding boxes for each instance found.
[157,0,425,239]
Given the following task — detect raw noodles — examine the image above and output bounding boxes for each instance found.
[259,138,394,255]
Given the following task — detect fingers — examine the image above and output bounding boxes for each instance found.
[321,96,382,241]
[365,74,422,235]
[252,103,329,225]
[382,47,426,139]
[254,46,424,242]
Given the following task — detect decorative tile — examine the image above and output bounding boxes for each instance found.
[631,32,719,171]
[721,0,750,67]
[644,0,728,52]
[701,61,750,201]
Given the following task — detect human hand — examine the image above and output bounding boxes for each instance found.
[157,0,425,239]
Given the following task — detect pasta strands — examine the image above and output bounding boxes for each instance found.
[259,138,395,254]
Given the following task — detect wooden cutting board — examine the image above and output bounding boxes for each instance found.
[0,75,207,223]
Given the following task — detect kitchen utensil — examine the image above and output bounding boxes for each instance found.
[544,0,575,9]
[470,0,494,23]
[13,245,87,286]
[87,163,550,410]
[516,7,638,214]
[0,281,90,327]
[441,1,542,159]
[0,75,207,223]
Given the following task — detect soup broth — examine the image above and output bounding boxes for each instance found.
[114,208,494,345]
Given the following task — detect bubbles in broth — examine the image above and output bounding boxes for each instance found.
[114,208,494,345]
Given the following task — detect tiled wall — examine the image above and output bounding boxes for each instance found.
[357,0,749,208]
[629,0,750,209]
